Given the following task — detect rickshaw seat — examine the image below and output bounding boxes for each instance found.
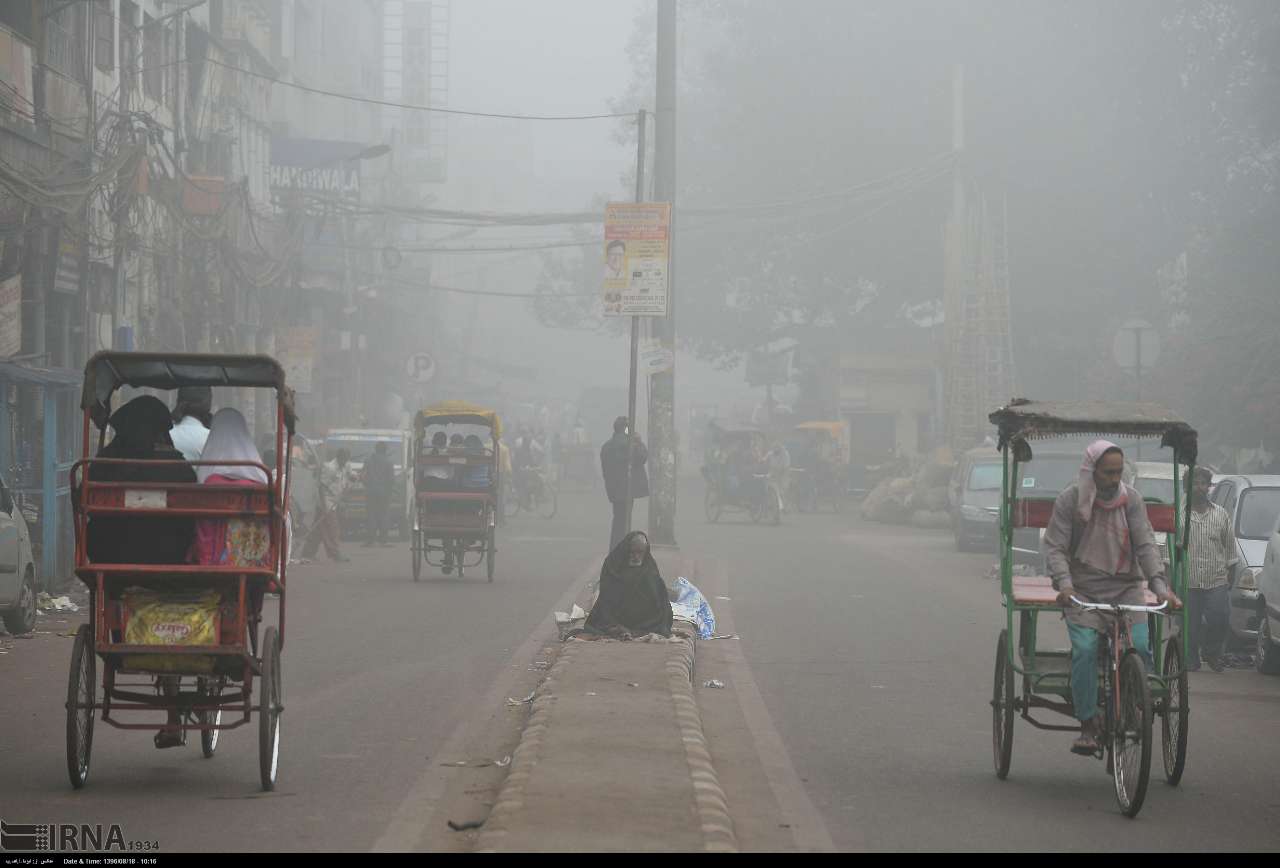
[1011,575,1159,607]
[1147,503,1176,534]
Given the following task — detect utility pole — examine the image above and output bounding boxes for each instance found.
[621,109,646,537]
[648,0,677,546]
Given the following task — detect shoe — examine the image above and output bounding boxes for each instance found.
[1208,656,1225,673]
[154,729,185,749]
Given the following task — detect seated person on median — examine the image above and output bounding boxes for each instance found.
[189,408,272,568]
[584,531,673,639]
[87,395,197,565]
[1042,440,1182,756]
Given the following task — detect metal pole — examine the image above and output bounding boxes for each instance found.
[623,109,646,537]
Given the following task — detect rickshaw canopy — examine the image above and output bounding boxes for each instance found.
[414,401,502,439]
[81,351,296,433]
[989,400,1197,464]
[794,421,845,437]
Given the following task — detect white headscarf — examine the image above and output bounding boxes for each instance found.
[198,408,268,484]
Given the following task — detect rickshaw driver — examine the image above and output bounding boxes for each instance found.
[1044,440,1182,756]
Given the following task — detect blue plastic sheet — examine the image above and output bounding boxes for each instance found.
[670,577,716,640]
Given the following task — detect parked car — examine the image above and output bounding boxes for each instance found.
[950,447,1001,553]
[1256,513,1280,674]
[0,472,38,635]
[1209,475,1280,645]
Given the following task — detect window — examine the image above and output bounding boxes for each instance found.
[121,2,140,97]
[94,2,114,72]
[967,463,1002,492]
[143,15,169,103]
[1238,488,1280,541]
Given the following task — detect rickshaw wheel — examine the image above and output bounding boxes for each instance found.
[486,529,496,583]
[412,530,422,582]
[1112,650,1153,817]
[258,627,282,792]
[1160,637,1189,786]
[704,487,721,523]
[199,677,223,758]
[65,623,95,789]
[992,629,1015,779]
[539,483,558,519]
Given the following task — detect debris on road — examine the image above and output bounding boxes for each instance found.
[36,593,78,613]
[506,691,535,706]
[703,679,726,689]
[707,633,739,641]
[447,819,485,832]
[553,604,587,624]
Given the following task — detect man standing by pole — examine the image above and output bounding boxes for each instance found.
[602,416,649,551]
[1185,466,1235,672]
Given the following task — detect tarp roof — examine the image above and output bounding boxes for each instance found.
[989,399,1196,462]
[81,352,294,431]
[415,401,502,438]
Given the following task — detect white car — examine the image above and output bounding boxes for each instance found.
[0,473,38,635]
[1210,475,1280,644]
[1255,511,1280,674]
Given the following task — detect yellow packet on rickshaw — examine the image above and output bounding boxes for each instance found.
[123,589,221,646]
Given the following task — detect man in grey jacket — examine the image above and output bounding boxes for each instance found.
[1044,440,1182,755]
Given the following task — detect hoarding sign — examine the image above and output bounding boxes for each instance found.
[602,202,670,317]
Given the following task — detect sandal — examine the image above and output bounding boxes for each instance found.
[1070,720,1100,756]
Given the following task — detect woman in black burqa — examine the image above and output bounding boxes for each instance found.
[87,395,197,565]
[584,531,673,638]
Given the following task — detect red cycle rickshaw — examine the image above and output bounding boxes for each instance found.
[67,353,294,791]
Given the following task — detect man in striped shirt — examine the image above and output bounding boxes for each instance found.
[1186,467,1236,672]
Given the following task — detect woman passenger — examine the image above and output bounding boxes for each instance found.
[189,409,273,567]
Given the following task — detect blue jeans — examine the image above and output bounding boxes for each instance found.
[1067,621,1152,722]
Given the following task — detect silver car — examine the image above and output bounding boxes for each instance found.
[1209,475,1280,643]
[0,473,38,636]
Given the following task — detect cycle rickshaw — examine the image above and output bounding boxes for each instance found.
[68,353,293,791]
[702,427,782,524]
[987,400,1193,817]
[411,402,500,582]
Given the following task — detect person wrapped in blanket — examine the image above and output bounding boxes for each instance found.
[189,408,275,568]
[87,395,197,565]
[583,531,673,639]
[86,396,200,750]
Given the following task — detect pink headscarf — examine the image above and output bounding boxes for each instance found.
[1075,439,1132,575]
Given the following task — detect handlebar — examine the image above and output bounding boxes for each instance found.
[1068,595,1169,614]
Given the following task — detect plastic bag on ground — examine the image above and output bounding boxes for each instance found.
[669,577,716,640]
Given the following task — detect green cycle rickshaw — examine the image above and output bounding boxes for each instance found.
[987,400,1194,818]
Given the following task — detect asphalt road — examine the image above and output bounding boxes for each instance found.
[685,486,1280,851]
[0,482,611,852]
[3,476,1278,851]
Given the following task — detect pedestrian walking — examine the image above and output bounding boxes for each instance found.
[1184,466,1236,672]
[303,448,354,563]
[600,416,649,551]
[363,441,396,547]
